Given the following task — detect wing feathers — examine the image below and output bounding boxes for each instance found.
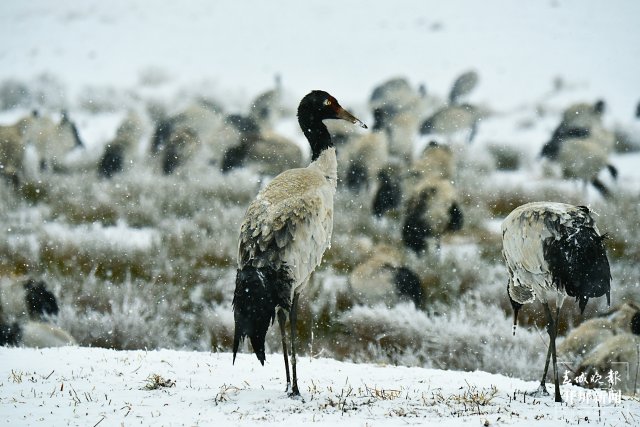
[238,168,334,286]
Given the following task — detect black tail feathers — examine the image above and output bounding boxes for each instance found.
[24,279,59,320]
[232,265,292,365]
[544,226,611,314]
[392,266,423,307]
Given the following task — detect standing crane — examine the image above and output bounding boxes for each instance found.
[232,90,367,397]
[502,202,611,402]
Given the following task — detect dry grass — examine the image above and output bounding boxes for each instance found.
[143,374,176,390]
[450,383,498,406]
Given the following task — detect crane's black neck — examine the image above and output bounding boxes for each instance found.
[298,114,332,162]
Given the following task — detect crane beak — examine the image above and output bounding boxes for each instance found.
[335,106,368,129]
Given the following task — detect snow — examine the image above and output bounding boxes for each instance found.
[42,221,160,252]
[2,0,640,425]
[2,347,639,426]
[2,0,639,113]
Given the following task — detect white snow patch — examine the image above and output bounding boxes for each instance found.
[2,347,639,426]
[42,220,159,252]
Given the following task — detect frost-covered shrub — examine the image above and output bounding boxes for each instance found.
[0,203,48,274]
[336,296,545,381]
[39,220,160,281]
[55,274,180,349]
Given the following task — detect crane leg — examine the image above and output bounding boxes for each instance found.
[537,304,561,394]
[277,308,291,393]
[289,293,301,397]
[543,302,562,402]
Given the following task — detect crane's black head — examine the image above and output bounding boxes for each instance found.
[298,91,367,128]
[594,99,606,115]
[298,90,367,160]
[636,101,640,119]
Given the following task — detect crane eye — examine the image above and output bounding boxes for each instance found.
[323,99,332,106]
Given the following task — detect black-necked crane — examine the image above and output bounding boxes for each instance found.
[405,140,456,189]
[540,100,617,197]
[349,244,423,307]
[1,278,76,347]
[372,162,403,218]
[232,90,366,397]
[502,202,611,402]
[541,130,617,198]
[368,77,424,163]
[448,70,479,105]
[420,71,482,145]
[575,330,640,394]
[220,114,303,177]
[419,104,482,144]
[541,100,611,159]
[150,101,223,173]
[341,107,389,193]
[559,302,640,363]
[99,111,144,179]
[401,177,464,255]
[20,110,84,172]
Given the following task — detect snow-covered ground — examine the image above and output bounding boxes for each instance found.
[2,347,639,426]
[2,0,640,425]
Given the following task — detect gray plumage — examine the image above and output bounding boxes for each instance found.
[420,104,482,144]
[407,140,456,185]
[556,135,616,198]
[448,70,479,105]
